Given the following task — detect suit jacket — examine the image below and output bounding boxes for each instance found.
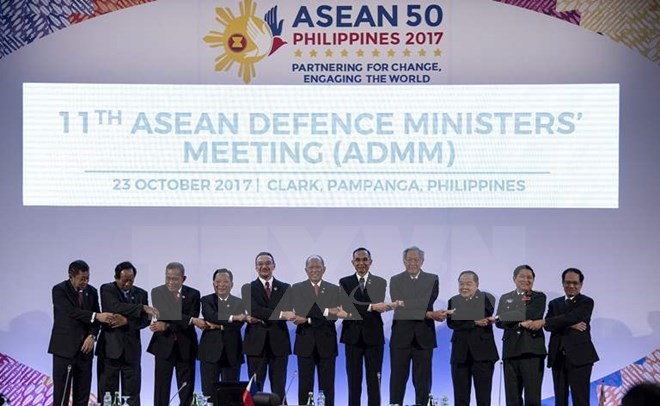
[447,290,499,363]
[48,280,101,358]
[96,282,150,363]
[241,278,291,357]
[291,280,340,358]
[198,293,246,366]
[339,273,386,347]
[389,270,439,349]
[147,284,200,361]
[496,290,547,359]
[544,293,599,368]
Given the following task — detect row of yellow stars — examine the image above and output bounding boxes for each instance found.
[294,48,442,58]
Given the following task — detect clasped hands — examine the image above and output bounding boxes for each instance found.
[425,309,455,322]
[518,319,587,331]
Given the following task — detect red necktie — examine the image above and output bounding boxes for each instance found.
[77,290,84,308]
[313,283,319,297]
[265,281,272,300]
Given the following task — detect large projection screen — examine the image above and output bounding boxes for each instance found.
[1,1,658,405]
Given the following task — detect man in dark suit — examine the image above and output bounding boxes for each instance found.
[543,268,599,406]
[496,264,547,406]
[198,268,247,398]
[48,259,115,406]
[339,247,389,406]
[148,262,204,406]
[389,246,446,406]
[290,255,348,406]
[96,261,158,406]
[447,270,499,406]
[241,252,294,403]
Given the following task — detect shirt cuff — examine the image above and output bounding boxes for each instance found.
[323,308,330,317]
[91,312,96,323]
[367,304,372,312]
[228,315,233,322]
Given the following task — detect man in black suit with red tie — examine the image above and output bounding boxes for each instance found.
[389,246,446,406]
[339,247,389,406]
[290,255,348,406]
[496,264,547,406]
[198,268,247,398]
[447,271,499,406]
[543,268,599,406]
[96,261,158,406]
[241,252,294,403]
[148,262,204,406]
[48,260,115,406]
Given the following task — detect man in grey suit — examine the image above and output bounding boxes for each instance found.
[96,261,159,405]
[389,246,447,406]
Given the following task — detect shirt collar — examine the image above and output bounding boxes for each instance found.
[356,272,369,283]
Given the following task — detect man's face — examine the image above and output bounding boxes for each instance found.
[70,271,90,291]
[214,272,233,297]
[404,250,423,275]
[165,268,185,292]
[514,268,534,292]
[116,268,135,292]
[562,271,582,297]
[256,254,275,280]
[458,273,478,298]
[305,257,325,284]
[351,250,372,276]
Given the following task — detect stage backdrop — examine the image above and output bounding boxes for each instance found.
[1,0,659,405]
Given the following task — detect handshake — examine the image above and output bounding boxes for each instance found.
[96,304,160,329]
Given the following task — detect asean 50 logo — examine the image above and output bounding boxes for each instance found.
[203,0,286,84]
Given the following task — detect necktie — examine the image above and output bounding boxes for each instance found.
[170,290,179,341]
[359,277,365,293]
[77,290,84,308]
[265,281,272,300]
[123,291,130,302]
[313,283,319,297]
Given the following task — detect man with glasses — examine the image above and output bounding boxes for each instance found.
[148,262,204,406]
[542,268,599,406]
[389,246,447,406]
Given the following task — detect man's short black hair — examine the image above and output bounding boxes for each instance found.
[114,261,137,279]
[68,259,89,277]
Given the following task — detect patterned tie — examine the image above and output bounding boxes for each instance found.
[265,281,272,300]
[359,277,365,294]
[313,283,320,297]
[123,291,131,302]
[77,290,84,308]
